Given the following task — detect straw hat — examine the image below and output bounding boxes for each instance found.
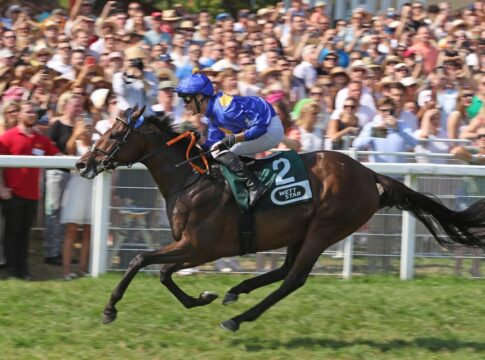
[178,20,195,31]
[90,88,110,109]
[124,46,147,60]
[350,60,369,73]
[42,18,59,32]
[330,67,348,76]
[260,67,281,80]
[162,10,181,22]
[155,68,178,83]
[400,77,418,87]
[33,45,53,58]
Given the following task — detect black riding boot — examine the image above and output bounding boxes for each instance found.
[216,151,268,208]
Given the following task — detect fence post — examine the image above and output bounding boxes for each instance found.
[342,147,357,279]
[400,174,418,280]
[90,172,111,277]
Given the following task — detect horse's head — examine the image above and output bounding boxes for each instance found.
[76,105,147,179]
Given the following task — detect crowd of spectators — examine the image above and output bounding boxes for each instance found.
[0,0,484,279]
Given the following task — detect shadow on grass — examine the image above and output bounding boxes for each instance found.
[232,337,485,353]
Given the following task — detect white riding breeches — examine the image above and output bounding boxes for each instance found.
[228,116,284,157]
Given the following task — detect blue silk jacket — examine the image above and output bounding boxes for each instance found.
[202,92,276,149]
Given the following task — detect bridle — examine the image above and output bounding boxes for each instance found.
[90,110,209,174]
[90,109,164,171]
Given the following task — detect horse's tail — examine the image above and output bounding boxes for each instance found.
[375,173,485,249]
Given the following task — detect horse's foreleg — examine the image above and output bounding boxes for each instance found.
[159,263,218,308]
[103,243,190,324]
[222,242,303,305]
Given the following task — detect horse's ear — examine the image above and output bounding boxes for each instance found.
[133,105,146,119]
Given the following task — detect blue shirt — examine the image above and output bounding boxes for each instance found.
[203,92,276,149]
[352,120,417,163]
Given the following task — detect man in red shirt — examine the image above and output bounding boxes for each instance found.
[408,26,439,75]
[0,101,60,280]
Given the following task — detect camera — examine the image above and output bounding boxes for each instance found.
[130,58,144,71]
[371,127,388,138]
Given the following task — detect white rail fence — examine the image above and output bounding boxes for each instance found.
[0,155,483,280]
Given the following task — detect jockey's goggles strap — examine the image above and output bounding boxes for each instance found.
[166,131,209,174]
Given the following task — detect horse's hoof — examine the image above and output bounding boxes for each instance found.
[220,319,239,332]
[200,291,218,304]
[222,293,239,305]
[102,309,117,324]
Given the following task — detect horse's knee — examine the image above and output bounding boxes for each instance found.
[129,253,145,268]
[159,266,171,284]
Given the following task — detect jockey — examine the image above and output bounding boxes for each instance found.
[175,69,284,208]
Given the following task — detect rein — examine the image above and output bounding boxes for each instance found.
[166,131,209,174]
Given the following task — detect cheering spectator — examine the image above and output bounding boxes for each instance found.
[112,46,158,112]
[296,100,324,152]
[353,97,417,163]
[335,61,376,111]
[408,26,439,75]
[447,87,475,141]
[332,80,376,127]
[327,97,361,150]
[414,108,450,163]
[293,45,318,92]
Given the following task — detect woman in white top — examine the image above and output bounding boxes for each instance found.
[447,88,474,141]
[238,65,261,97]
[60,118,94,280]
[414,108,450,164]
[296,100,324,152]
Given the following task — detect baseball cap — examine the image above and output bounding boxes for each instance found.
[400,77,417,87]
[159,54,173,62]
[158,80,175,90]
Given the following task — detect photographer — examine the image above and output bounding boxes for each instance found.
[352,97,417,163]
[112,46,157,112]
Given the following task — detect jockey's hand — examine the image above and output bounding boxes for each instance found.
[211,135,236,151]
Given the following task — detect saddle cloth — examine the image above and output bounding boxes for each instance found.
[220,150,313,212]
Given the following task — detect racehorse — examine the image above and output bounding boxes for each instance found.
[76,106,485,332]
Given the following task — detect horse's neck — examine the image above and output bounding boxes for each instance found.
[143,149,195,200]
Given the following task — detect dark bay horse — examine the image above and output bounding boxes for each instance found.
[76,107,485,332]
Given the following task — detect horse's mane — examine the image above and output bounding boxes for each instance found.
[144,112,203,160]
[144,112,180,138]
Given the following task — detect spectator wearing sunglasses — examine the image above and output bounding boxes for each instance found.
[447,88,475,141]
[333,80,376,127]
[327,97,361,150]
[352,97,417,163]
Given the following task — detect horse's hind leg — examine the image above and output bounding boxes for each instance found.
[159,263,218,308]
[221,225,347,332]
[222,242,303,305]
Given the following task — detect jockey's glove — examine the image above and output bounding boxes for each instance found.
[218,134,236,150]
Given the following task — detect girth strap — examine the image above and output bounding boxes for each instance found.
[238,209,256,256]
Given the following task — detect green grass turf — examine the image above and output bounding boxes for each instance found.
[1,273,485,359]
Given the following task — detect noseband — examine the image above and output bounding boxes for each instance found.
[90,118,135,170]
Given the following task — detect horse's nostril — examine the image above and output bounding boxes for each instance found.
[76,161,87,171]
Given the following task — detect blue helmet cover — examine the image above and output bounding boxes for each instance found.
[175,72,214,96]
